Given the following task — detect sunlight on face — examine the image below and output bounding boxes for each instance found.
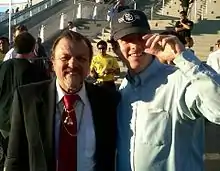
[52,38,90,93]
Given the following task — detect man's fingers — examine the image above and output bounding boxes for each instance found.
[142,34,153,40]
[144,34,158,48]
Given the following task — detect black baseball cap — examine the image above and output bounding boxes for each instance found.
[111,9,151,41]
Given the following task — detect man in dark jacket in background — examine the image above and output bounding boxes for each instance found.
[0,33,50,171]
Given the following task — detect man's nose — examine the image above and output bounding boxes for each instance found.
[68,56,80,67]
[130,42,143,52]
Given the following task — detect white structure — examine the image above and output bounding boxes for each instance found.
[39,24,45,43]
[76,2,82,19]
[92,5,97,20]
[60,12,65,30]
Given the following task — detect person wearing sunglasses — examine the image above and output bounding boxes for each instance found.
[90,40,120,91]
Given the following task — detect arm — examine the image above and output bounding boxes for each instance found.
[143,34,220,124]
[104,58,120,75]
[173,51,220,124]
[174,21,184,32]
[180,21,192,30]
[90,57,99,79]
[3,49,13,62]
[5,90,29,171]
[175,27,186,32]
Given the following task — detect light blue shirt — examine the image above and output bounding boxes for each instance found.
[116,51,220,171]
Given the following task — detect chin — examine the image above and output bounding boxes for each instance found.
[130,64,145,73]
[65,83,82,93]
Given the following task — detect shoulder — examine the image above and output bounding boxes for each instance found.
[5,48,15,57]
[85,81,121,104]
[17,79,53,99]
[92,55,100,61]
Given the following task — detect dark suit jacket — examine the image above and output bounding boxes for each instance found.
[0,58,49,133]
[6,79,120,171]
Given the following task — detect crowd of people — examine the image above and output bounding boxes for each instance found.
[0,1,220,171]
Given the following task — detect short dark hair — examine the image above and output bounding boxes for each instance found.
[13,24,28,34]
[180,11,187,16]
[97,40,107,48]
[14,32,35,54]
[51,30,93,62]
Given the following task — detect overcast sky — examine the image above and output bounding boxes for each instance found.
[0,0,27,12]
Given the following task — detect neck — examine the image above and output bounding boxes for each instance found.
[16,52,34,59]
[129,55,153,76]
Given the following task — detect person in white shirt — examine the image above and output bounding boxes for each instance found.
[207,39,220,73]
[3,25,28,61]
[68,21,77,32]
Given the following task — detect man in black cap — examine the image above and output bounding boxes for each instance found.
[110,9,220,171]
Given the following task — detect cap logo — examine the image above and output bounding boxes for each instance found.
[118,12,140,23]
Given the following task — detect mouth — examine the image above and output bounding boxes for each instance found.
[65,71,81,76]
[128,52,145,58]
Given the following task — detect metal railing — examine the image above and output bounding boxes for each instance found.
[149,0,164,20]
[0,0,62,25]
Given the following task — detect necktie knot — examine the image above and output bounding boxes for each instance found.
[63,94,79,111]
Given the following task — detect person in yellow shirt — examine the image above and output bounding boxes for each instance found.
[90,40,120,91]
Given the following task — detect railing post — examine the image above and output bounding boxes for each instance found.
[76,3,82,19]
[151,6,153,20]
[30,10,33,17]
[194,0,197,20]
[134,1,137,10]
[60,13,65,30]
[201,5,204,20]
[8,0,12,44]
[93,5,97,20]
[205,0,208,15]
[40,25,45,43]
[162,0,165,15]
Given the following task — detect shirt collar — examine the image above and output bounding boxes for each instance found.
[126,57,163,87]
[56,79,87,105]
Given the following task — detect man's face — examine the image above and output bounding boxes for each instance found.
[97,44,107,56]
[68,23,73,29]
[52,37,91,93]
[116,33,152,73]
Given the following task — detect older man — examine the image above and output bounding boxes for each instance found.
[6,31,120,171]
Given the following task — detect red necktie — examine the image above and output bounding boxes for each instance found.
[58,94,79,171]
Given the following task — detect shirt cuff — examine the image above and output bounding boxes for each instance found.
[173,50,202,73]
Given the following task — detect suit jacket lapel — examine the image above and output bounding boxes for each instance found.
[38,78,56,171]
[85,82,102,170]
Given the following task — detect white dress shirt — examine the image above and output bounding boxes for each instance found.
[207,49,220,73]
[55,80,95,171]
[3,48,17,61]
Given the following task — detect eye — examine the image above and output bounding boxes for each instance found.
[59,54,71,61]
